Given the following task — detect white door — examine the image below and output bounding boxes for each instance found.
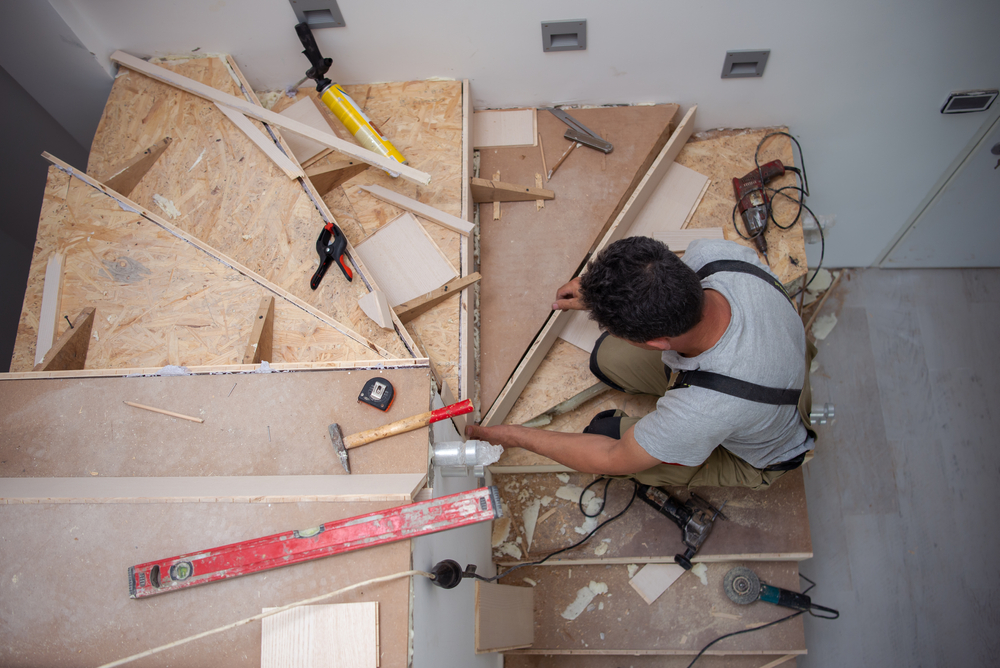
[883,114,1000,267]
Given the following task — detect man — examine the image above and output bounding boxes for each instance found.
[466,236,814,490]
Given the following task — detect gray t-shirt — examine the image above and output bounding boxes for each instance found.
[633,239,813,469]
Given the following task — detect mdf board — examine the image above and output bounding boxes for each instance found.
[0,501,411,668]
[9,168,381,372]
[475,582,534,653]
[0,366,433,478]
[492,470,812,564]
[261,602,379,668]
[355,212,457,307]
[479,104,679,413]
[85,55,412,361]
[500,562,806,655]
[273,81,469,412]
[473,108,537,148]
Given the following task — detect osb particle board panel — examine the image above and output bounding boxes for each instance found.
[503,339,595,426]
[676,127,806,285]
[0,501,410,668]
[9,169,377,372]
[0,367,432,478]
[479,105,679,412]
[273,82,466,402]
[492,470,811,563]
[86,56,410,360]
[500,562,805,655]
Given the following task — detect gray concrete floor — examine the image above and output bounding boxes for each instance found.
[800,268,1000,667]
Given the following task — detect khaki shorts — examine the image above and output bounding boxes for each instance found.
[590,333,813,490]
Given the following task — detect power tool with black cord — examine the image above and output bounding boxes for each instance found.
[634,483,727,570]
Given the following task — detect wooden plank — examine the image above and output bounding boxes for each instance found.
[33,306,95,372]
[0,502,411,667]
[473,108,537,148]
[0,366,433,477]
[214,103,305,179]
[626,162,711,238]
[394,272,481,324]
[277,96,338,164]
[481,105,693,426]
[652,228,726,252]
[109,51,432,186]
[261,602,379,668]
[358,289,394,330]
[33,252,64,367]
[102,137,173,196]
[475,581,534,653]
[242,296,275,364]
[501,562,806,655]
[358,184,474,236]
[470,177,554,203]
[355,212,458,307]
[458,79,477,430]
[0,474,426,504]
[629,563,686,605]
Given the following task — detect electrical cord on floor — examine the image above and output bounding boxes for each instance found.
[467,477,638,583]
[685,572,839,668]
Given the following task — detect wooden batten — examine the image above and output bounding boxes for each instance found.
[214,103,304,179]
[394,272,481,324]
[357,184,474,236]
[33,307,95,372]
[470,177,554,203]
[307,159,369,196]
[102,137,173,196]
[242,295,275,364]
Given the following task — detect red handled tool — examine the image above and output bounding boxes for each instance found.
[732,159,786,265]
[311,222,353,289]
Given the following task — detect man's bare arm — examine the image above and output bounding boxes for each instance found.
[466,423,661,475]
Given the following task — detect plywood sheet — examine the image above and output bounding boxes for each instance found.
[500,562,806,654]
[0,366,432,477]
[492,470,812,563]
[355,212,457,307]
[10,169,379,371]
[261,602,379,668]
[85,56,410,360]
[0,501,411,668]
[479,105,679,412]
[274,81,466,403]
[475,582,534,652]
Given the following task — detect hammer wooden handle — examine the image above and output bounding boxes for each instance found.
[344,399,474,450]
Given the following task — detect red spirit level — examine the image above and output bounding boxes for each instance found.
[128,486,502,599]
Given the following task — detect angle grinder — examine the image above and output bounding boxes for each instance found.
[723,566,839,617]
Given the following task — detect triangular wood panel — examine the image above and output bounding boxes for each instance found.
[85,55,411,359]
[10,168,382,371]
[479,105,679,410]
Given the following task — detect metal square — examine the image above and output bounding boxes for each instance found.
[542,20,587,52]
[289,0,346,28]
[721,50,770,78]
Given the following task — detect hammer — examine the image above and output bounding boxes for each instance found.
[328,399,474,473]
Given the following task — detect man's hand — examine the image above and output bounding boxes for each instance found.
[553,277,586,311]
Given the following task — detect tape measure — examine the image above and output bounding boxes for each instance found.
[358,377,395,411]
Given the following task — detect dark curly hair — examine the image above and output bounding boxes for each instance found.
[579,237,704,342]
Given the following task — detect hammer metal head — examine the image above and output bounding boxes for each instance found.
[328,423,350,474]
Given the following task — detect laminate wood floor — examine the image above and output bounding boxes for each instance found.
[800,268,1000,668]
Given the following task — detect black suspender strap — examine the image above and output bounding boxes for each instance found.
[671,258,801,406]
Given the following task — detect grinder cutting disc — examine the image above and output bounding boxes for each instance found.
[724,566,761,605]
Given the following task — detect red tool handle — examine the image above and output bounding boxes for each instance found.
[429,399,474,423]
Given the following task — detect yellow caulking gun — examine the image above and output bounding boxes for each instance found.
[294,22,407,173]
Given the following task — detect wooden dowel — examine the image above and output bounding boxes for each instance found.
[547,141,579,180]
[124,401,204,423]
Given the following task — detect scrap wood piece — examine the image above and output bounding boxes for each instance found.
[357,183,474,236]
[41,153,395,361]
[482,106,697,427]
[33,306,95,372]
[276,96,337,164]
[629,563,686,605]
[627,162,712,238]
[473,108,537,148]
[492,171,501,220]
[214,103,305,179]
[124,400,204,423]
[0,475,426,505]
[34,252,65,366]
[307,158,369,196]
[546,141,579,180]
[470,177,555,203]
[394,272,481,324]
[354,212,458,307]
[261,602,379,668]
[242,295,275,364]
[535,174,545,210]
[475,581,534,653]
[109,50,432,186]
[102,137,173,197]
[358,289,394,329]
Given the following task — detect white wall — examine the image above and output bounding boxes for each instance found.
[3,0,999,268]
